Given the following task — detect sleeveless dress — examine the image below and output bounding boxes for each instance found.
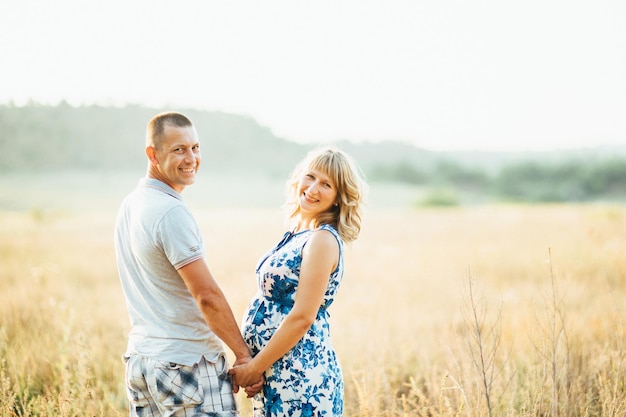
[241,224,345,417]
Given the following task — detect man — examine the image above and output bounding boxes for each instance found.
[114,111,259,416]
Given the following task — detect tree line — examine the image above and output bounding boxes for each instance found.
[369,156,626,203]
[1,102,624,203]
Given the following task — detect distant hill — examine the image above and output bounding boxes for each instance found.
[2,103,625,203]
[0,102,305,178]
[2,102,625,174]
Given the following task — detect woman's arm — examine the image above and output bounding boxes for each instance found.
[229,229,339,387]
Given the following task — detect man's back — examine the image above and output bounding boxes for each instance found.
[115,178,224,365]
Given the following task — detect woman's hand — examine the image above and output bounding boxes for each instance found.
[228,361,265,394]
[244,377,265,398]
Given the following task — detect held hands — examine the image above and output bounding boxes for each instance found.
[228,359,265,398]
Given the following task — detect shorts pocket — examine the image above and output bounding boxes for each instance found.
[153,361,204,407]
[124,355,151,407]
[214,353,228,380]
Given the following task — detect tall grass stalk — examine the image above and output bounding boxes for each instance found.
[456,271,515,417]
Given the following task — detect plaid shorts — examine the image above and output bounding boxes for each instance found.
[123,353,238,417]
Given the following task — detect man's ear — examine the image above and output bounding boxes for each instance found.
[146,146,158,165]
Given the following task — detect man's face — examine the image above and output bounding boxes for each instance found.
[150,124,201,193]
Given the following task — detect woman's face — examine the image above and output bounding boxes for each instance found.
[297,168,338,218]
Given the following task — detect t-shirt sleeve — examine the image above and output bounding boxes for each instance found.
[158,205,205,270]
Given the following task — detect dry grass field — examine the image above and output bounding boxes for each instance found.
[1,174,625,416]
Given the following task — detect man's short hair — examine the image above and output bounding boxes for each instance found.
[146,112,193,149]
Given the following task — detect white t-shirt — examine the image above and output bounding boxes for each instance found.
[114,178,225,365]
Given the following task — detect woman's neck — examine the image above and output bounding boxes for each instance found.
[293,217,314,233]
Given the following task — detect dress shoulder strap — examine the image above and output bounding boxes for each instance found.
[318,224,343,249]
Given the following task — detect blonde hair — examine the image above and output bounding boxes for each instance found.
[284,146,367,243]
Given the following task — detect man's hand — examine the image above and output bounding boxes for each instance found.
[230,355,253,394]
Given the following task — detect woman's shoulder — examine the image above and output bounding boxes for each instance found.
[318,224,341,239]
[311,224,343,249]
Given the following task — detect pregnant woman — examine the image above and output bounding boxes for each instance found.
[229,146,367,416]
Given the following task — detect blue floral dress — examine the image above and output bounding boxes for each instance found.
[242,224,345,417]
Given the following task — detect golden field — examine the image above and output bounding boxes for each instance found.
[1,175,625,416]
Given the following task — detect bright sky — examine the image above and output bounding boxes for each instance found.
[1,0,625,151]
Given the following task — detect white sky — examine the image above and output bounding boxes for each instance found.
[1,0,625,151]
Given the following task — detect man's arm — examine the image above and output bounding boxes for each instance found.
[178,259,253,375]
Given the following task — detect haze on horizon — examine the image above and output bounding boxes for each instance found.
[1,0,624,152]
